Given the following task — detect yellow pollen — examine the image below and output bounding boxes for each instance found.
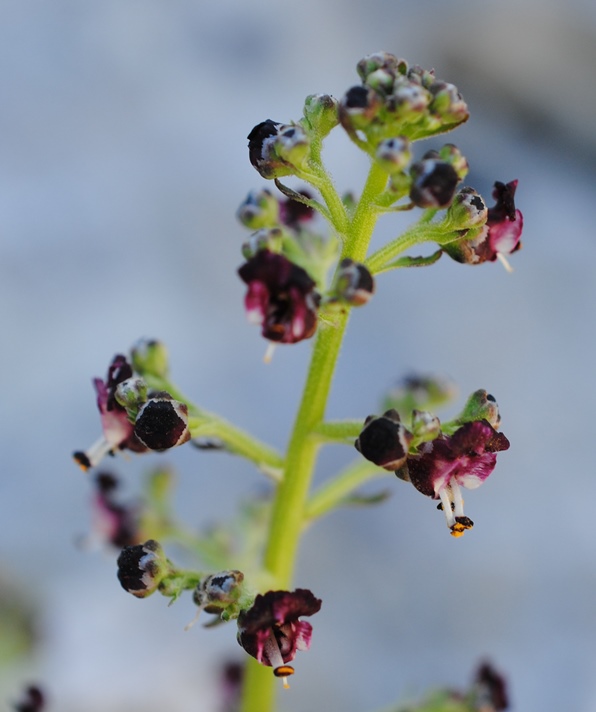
[274,665,295,688]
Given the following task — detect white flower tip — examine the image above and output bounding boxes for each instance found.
[263,342,277,364]
[496,252,514,273]
[274,665,295,688]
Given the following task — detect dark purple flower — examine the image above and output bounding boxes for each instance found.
[474,661,509,710]
[117,539,169,598]
[237,589,321,686]
[133,392,191,451]
[279,191,315,228]
[13,686,45,712]
[91,473,140,549]
[355,409,412,470]
[73,355,147,471]
[443,180,523,270]
[238,250,319,344]
[402,420,510,537]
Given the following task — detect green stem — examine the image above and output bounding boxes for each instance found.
[366,222,445,274]
[240,152,387,712]
[144,375,284,479]
[305,459,387,521]
[312,419,363,444]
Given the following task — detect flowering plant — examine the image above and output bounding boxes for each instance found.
[69,52,521,712]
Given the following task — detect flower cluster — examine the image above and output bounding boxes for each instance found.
[73,349,190,471]
[237,589,322,688]
[355,390,510,537]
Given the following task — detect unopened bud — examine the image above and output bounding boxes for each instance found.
[114,377,148,416]
[247,120,294,179]
[444,188,487,229]
[330,259,375,307]
[302,94,339,138]
[375,137,411,173]
[429,81,469,125]
[134,392,191,451]
[437,144,469,180]
[355,409,413,471]
[194,570,246,618]
[411,409,441,442]
[241,228,284,260]
[117,539,169,598]
[410,159,459,208]
[339,86,382,131]
[457,389,501,428]
[357,52,407,83]
[237,190,280,230]
[131,339,169,380]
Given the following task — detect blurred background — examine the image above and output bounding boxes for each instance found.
[2,0,596,710]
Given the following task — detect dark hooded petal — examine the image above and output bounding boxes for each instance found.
[407,420,508,497]
[237,589,321,666]
[238,250,319,344]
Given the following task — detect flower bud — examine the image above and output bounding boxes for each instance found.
[375,137,411,173]
[456,389,501,428]
[355,409,413,471]
[383,374,457,416]
[329,259,375,307]
[428,81,469,125]
[114,377,148,417]
[241,228,284,260]
[247,120,294,179]
[411,409,441,442]
[357,52,407,84]
[193,570,246,621]
[117,539,169,598]
[410,159,459,208]
[444,187,487,229]
[131,339,169,380]
[302,94,339,138]
[339,86,382,131]
[134,392,191,451]
[389,80,429,121]
[275,124,310,170]
[437,143,469,180]
[236,189,280,230]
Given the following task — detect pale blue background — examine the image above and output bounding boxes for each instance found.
[2,1,596,710]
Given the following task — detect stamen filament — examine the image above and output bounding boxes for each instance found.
[438,487,455,528]
[263,632,294,688]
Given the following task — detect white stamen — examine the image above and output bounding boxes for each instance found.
[450,478,465,518]
[83,437,113,469]
[263,632,293,688]
[184,607,202,631]
[496,252,514,273]
[263,342,277,364]
[439,487,455,528]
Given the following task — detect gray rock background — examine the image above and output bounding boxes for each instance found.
[2,0,596,710]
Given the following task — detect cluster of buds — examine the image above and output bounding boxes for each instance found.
[116,538,322,686]
[355,389,510,537]
[237,189,374,347]
[73,343,190,471]
[340,52,469,146]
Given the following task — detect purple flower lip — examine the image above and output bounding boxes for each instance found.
[238,250,320,345]
[237,589,321,686]
[73,355,147,471]
[91,473,140,549]
[404,420,510,537]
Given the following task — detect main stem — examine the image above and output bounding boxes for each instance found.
[239,160,386,712]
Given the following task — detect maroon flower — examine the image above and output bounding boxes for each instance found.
[401,420,510,537]
[73,355,147,471]
[443,180,523,270]
[237,589,322,686]
[238,250,319,344]
[13,686,45,712]
[355,409,413,470]
[91,473,140,549]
